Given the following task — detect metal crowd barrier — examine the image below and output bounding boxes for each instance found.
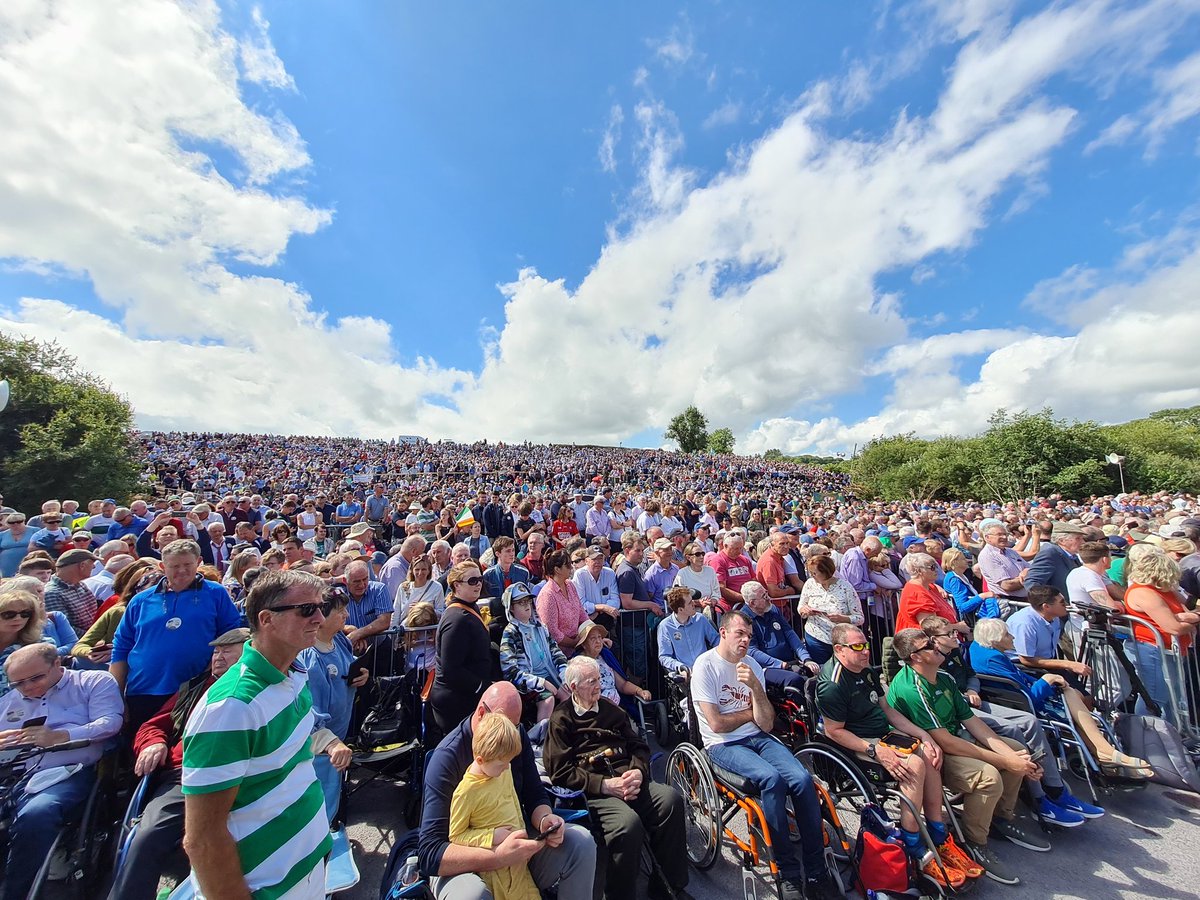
[1107,612,1199,740]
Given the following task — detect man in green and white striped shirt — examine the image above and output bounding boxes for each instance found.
[183,570,333,899]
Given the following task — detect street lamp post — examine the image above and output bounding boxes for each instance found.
[1105,453,1126,493]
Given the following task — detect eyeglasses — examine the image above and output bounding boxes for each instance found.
[9,669,51,690]
[72,536,91,543]
[268,602,324,618]
[0,609,34,621]
[44,519,62,525]
[688,552,706,558]
[836,641,869,652]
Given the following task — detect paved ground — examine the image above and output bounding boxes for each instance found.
[344,767,1200,900]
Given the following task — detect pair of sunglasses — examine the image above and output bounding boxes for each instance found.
[0,609,34,621]
[270,600,342,618]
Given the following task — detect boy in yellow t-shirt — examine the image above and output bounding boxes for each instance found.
[448,712,541,900]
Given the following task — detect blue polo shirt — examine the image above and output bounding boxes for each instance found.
[112,576,242,696]
[1006,604,1062,661]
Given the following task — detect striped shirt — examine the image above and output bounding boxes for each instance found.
[182,642,331,900]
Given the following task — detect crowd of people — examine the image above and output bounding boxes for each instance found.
[0,431,1196,899]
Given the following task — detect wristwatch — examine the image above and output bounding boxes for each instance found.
[866,742,877,760]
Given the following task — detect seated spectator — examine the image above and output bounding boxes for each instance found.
[741,581,817,692]
[1006,586,1092,684]
[575,621,651,707]
[106,628,250,900]
[969,618,1150,780]
[500,583,570,723]
[520,532,548,584]
[887,628,1049,884]
[941,548,1000,620]
[536,549,589,653]
[815,624,979,888]
[110,539,243,730]
[429,561,493,744]
[298,588,366,821]
[449,712,543,900]
[797,554,864,664]
[691,610,835,900]
[0,644,123,899]
[419,681,595,900]
[658,586,719,676]
[545,655,689,900]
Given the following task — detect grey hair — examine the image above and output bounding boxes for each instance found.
[907,552,938,573]
[972,617,1010,649]
[563,655,600,689]
[982,523,1008,536]
[430,540,451,552]
[740,580,766,601]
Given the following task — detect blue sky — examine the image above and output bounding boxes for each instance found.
[2,0,1200,453]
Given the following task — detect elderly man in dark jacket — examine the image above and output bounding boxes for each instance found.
[544,655,689,900]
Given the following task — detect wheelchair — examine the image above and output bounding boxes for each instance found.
[0,740,121,900]
[664,683,858,897]
[974,671,1117,801]
[794,678,972,897]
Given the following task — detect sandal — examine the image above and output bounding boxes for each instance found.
[1099,751,1153,779]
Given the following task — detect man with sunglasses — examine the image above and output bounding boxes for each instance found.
[183,571,333,900]
[887,628,1049,885]
[108,628,250,900]
[0,643,124,900]
[815,625,980,888]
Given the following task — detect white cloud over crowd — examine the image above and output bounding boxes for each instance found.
[1,0,1198,453]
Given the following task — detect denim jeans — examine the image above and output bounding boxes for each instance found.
[707,733,825,883]
[4,765,96,900]
[804,635,833,664]
[1126,640,1182,726]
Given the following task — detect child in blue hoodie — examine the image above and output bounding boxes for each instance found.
[498,582,569,723]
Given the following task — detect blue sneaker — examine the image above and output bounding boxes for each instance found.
[1037,795,1085,828]
[1053,789,1105,819]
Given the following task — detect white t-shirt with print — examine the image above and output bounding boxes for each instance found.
[690,648,766,747]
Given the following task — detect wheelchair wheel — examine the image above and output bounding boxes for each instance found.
[794,743,877,860]
[666,742,721,870]
[653,701,674,748]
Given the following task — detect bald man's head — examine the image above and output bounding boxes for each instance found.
[472,681,522,728]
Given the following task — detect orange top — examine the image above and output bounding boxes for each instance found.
[1126,583,1192,652]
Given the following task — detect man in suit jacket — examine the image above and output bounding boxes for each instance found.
[196,521,237,575]
[1025,522,1085,600]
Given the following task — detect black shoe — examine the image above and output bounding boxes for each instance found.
[780,879,806,900]
[805,877,841,900]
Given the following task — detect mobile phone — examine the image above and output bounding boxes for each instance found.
[879,732,920,755]
[22,716,47,729]
[530,820,561,842]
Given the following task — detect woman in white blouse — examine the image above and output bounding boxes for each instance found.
[797,553,864,663]
[391,553,446,626]
[673,541,722,619]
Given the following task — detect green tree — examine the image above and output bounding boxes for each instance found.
[848,433,930,498]
[708,427,736,454]
[971,409,1111,501]
[0,334,140,511]
[664,405,709,453]
[1147,405,1200,430]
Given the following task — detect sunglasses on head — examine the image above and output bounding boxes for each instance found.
[0,609,34,621]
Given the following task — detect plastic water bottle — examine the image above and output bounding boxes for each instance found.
[398,855,420,887]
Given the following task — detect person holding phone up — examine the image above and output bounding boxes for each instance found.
[815,624,981,890]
